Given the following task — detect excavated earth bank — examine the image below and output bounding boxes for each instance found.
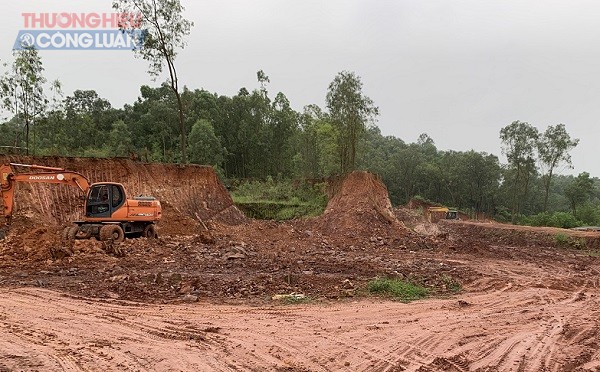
[0,155,245,236]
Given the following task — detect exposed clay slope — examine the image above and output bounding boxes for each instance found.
[0,156,245,236]
[316,171,407,236]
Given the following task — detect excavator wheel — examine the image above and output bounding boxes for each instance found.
[143,224,157,239]
[62,226,78,241]
[99,225,125,243]
[77,229,93,240]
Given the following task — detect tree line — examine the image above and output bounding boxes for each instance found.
[1,63,598,225]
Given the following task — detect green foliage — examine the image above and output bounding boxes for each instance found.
[295,106,339,178]
[235,201,324,220]
[575,204,600,226]
[107,120,133,157]
[537,124,579,211]
[523,211,582,229]
[0,47,52,154]
[554,213,581,229]
[113,0,193,162]
[500,121,539,222]
[565,172,594,216]
[554,233,569,245]
[232,179,327,220]
[188,119,225,167]
[367,278,429,302]
[326,71,379,174]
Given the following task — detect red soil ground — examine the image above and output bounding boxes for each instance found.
[1,158,599,371]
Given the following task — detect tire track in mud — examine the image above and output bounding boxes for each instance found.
[434,256,600,372]
[1,278,600,372]
[0,289,224,371]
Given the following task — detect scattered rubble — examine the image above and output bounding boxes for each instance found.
[0,161,598,309]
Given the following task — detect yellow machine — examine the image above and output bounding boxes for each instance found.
[427,207,459,222]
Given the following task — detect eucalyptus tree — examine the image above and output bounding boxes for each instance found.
[113,0,193,163]
[326,71,379,174]
[537,124,579,211]
[0,47,49,154]
[500,121,539,222]
[565,172,594,216]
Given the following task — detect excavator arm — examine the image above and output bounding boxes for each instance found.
[1,163,91,226]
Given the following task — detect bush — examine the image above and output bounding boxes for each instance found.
[549,212,582,229]
[367,278,429,302]
[493,207,512,223]
[576,204,600,226]
[554,233,569,246]
[523,212,552,227]
[522,211,582,229]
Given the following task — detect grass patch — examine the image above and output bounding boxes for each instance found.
[367,278,429,302]
[234,200,324,220]
[554,232,570,246]
[231,178,327,220]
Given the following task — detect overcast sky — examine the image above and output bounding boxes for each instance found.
[1,1,599,176]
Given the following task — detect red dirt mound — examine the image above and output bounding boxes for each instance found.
[0,156,245,237]
[315,171,407,237]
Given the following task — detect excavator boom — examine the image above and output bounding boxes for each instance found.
[1,163,91,224]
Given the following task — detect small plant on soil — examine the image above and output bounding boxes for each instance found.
[441,274,462,293]
[554,233,569,246]
[367,278,429,302]
[570,237,587,249]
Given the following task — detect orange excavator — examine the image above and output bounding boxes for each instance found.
[0,163,161,241]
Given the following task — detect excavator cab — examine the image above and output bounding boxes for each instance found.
[85,183,126,218]
[445,210,459,220]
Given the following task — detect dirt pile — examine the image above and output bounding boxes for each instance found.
[394,207,426,227]
[0,156,245,236]
[315,171,406,237]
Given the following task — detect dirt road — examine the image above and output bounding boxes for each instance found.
[1,238,599,372]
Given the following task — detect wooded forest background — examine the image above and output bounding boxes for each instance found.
[1,52,598,228]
